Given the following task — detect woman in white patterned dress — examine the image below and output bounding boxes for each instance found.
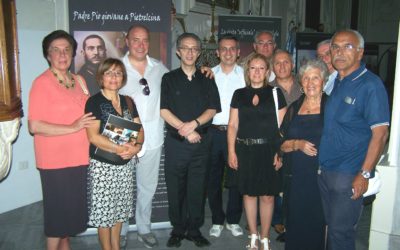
[85,58,144,250]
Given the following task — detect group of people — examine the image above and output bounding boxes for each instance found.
[28,23,389,250]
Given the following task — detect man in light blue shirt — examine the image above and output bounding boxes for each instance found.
[316,39,338,95]
[208,35,246,238]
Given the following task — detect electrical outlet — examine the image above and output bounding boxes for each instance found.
[18,161,29,170]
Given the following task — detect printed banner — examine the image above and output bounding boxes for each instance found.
[218,15,282,58]
[69,0,171,229]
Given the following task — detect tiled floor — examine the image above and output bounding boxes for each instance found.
[0,191,371,250]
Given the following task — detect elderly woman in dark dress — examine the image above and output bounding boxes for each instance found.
[280,59,329,250]
[227,53,287,250]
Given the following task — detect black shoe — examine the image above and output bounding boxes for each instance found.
[167,235,184,248]
[186,234,211,247]
[276,232,286,242]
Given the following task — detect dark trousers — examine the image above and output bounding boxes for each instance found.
[164,132,211,237]
[207,128,243,225]
[318,170,363,250]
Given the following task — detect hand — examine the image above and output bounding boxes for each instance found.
[71,112,96,131]
[351,174,369,200]
[186,131,201,144]
[228,152,238,170]
[297,140,318,156]
[200,66,214,79]
[117,143,140,160]
[274,153,282,171]
[178,121,197,137]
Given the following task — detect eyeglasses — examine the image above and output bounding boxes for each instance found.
[255,41,274,47]
[331,44,359,52]
[49,46,72,56]
[139,78,150,96]
[179,47,201,53]
[104,71,123,78]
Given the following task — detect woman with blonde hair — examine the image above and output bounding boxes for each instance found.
[227,53,287,250]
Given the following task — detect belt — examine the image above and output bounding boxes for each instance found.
[211,124,228,131]
[236,138,269,146]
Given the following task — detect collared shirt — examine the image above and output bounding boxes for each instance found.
[319,64,390,174]
[119,54,169,150]
[268,77,302,106]
[211,64,246,125]
[160,67,221,131]
[323,70,338,95]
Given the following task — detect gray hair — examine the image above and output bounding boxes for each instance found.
[298,59,329,87]
[331,29,365,49]
[317,39,331,49]
[271,49,294,65]
[253,30,275,43]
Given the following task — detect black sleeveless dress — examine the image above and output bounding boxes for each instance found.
[231,86,286,196]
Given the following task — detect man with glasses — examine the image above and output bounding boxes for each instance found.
[207,35,245,239]
[240,30,277,82]
[160,33,221,248]
[119,24,169,249]
[318,29,390,250]
[316,39,338,95]
[78,34,107,95]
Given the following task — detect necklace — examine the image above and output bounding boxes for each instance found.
[50,68,75,89]
[101,89,121,108]
[304,98,321,114]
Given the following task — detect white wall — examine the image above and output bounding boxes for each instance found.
[0,0,66,213]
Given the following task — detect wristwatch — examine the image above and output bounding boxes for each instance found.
[360,170,371,179]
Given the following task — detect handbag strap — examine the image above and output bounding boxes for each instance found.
[272,87,280,128]
[124,95,135,116]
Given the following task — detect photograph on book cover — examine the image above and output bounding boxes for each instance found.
[103,114,141,145]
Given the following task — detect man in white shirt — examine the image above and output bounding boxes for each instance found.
[316,39,338,95]
[119,24,169,248]
[208,35,246,238]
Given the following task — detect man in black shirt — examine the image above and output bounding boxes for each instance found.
[160,33,221,248]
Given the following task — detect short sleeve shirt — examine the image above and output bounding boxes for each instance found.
[211,64,246,125]
[85,93,139,165]
[231,86,286,139]
[319,64,390,173]
[28,69,90,169]
[160,68,221,131]
[119,54,169,150]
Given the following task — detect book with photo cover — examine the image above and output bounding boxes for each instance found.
[95,114,142,164]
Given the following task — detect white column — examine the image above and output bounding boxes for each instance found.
[369,21,400,250]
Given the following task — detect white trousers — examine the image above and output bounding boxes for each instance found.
[121,145,162,235]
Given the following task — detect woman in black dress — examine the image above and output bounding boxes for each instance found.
[280,59,329,250]
[227,53,287,250]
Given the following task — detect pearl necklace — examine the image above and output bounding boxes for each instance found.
[50,68,75,89]
[101,89,121,108]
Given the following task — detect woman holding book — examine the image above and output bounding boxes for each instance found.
[28,30,95,250]
[227,53,286,250]
[85,58,144,250]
